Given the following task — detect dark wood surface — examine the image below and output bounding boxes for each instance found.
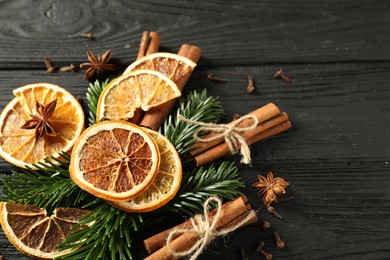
[1,1,390,259]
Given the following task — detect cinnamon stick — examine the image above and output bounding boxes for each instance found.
[131,31,161,124]
[137,31,160,59]
[195,115,291,166]
[190,103,281,157]
[144,196,249,254]
[145,196,253,260]
[140,44,201,130]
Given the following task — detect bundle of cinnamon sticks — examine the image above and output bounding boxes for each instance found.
[190,103,292,166]
[144,195,257,259]
[133,31,202,130]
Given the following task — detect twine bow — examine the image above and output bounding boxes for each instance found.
[166,196,256,260]
[177,114,258,164]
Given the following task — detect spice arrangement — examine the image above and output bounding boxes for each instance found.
[0,31,292,259]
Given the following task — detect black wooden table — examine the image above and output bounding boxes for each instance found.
[1,1,390,259]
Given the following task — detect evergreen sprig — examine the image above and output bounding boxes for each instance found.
[86,79,108,125]
[161,89,225,156]
[0,153,89,212]
[165,161,244,216]
[57,199,143,260]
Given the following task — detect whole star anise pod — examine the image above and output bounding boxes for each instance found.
[80,50,120,80]
[252,171,289,207]
[21,99,57,141]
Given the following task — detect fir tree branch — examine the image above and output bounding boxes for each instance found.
[57,199,144,260]
[0,153,90,212]
[86,79,109,125]
[164,161,244,216]
[161,89,225,157]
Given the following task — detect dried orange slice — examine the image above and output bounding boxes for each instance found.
[0,202,90,259]
[123,52,196,83]
[0,83,84,168]
[110,128,182,212]
[69,120,160,201]
[96,69,181,121]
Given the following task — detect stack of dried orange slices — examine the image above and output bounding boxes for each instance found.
[70,52,194,212]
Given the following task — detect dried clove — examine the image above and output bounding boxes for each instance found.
[259,248,273,260]
[80,32,95,39]
[44,57,55,73]
[274,69,291,83]
[256,241,265,253]
[274,231,285,249]
[59,63,78,72]
[267,206,283,219]
[256,243,272,260]
[247,74,255,93]
[262,220,271,229]
[207,73,226,83]
[240,246,249,260]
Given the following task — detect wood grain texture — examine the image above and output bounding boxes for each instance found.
[0,0,390,69]
[1,0,390,259]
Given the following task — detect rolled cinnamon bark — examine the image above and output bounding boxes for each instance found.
[145,196,253,260]
[137,31,161,59]
[194,113,291,166]
[190,103,281,156]
[131,31,161,124]
[144,196,249,254]
[139,44,201,130]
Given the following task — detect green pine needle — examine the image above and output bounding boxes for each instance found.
[161,89,225,157]
[86,79,109,125]
[57,199,143,260]
[0,153,90,212]
[165,161,244,216]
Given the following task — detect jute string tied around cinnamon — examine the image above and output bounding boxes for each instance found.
[166,196,257,260]
[177,114,258,164]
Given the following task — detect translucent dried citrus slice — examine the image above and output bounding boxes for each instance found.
[0,83,84,168]
[110,128,182,212]
[95,70,181,121]
[69,120,160,201]
[123,52,196,83]
[0,202,90,259]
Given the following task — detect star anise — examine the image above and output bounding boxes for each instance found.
[80,50,120,80]
[252,171,289,207]
[21,99,57,141]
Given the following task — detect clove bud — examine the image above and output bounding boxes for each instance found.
[267,206,283,219]
[44,57,55,73]
[274,69,291,83]
[247,74,255,93]
[262,220,271,229]
[207,73,226,83]
[274,231,285,249]
[59,63,78,72]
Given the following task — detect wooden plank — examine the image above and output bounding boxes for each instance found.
[0,0,390,69]
[1,61,390,259]
[0,61,389,165]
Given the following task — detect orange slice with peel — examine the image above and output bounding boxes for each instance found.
[0,202,90,259]
[110,128,182,212]
[0,83,84,168]
[96,69,181,122]
[123,52,196,83]
[69,120,160,201]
